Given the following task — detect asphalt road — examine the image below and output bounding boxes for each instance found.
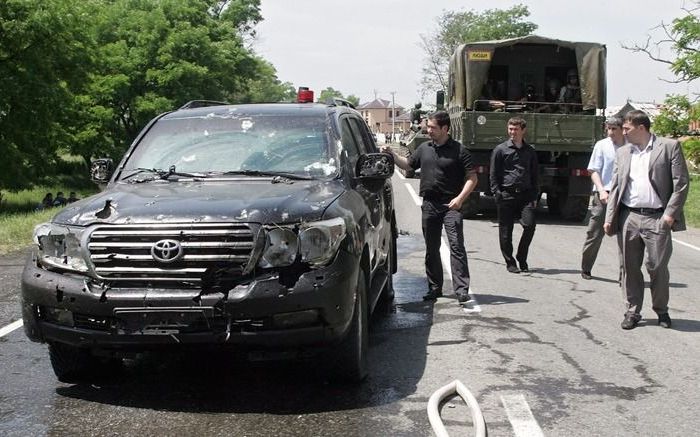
[1,173,699,436]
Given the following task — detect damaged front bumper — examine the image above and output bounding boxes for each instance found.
[20,249,359,351]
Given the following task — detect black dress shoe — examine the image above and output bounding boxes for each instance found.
[456,293,471,304]
[506,264,520,273]
[658,313,672,328]
[519,262,529,273]
[423,290,443,301]
[621,313,640,330]
[581,271,592,280]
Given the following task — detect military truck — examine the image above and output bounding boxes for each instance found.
[445,35,606,220]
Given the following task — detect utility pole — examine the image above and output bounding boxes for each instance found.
[390,91,396,144]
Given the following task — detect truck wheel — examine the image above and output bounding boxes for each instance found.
[48,342,95,383]
[547,193,561,215]
[333,269,369,382]
[560,196,590,222]
[460,193,480,219]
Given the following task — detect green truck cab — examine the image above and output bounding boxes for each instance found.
[446,35,607,220]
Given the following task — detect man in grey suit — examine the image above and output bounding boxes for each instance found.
[603,110,690,330]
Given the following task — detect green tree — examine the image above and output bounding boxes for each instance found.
[653,94,699,136]
[623,2,699,137]
[0,0,94,191]
[316,87,360,106]
[622,1,700,85]
[419,4,537,94]
[73,0,291,164]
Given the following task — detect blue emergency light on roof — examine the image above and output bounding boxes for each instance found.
[297,87,314,103]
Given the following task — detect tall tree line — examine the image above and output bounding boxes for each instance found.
[0,0,295,191]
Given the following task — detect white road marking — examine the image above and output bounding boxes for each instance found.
[440,238,482,313]
[395,170,405,180]
[0,319,23,338]
[501,394,545,437]
[673,238,700,252]
[405,183,423,206]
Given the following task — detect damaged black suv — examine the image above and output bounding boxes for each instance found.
[21,95,397,383]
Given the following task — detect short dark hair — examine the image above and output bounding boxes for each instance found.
[623,110,651,130]
[428,110,450,130]
[507,116,527,129]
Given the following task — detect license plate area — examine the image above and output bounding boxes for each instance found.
[114,307,215,335]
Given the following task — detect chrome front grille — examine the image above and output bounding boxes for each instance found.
[88,223,257,286]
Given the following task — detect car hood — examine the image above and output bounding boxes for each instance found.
[52,179,345,226]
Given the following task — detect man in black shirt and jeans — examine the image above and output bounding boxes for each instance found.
[382,111,477,303]
[490,117,539,273]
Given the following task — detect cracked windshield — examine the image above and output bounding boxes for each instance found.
[123,113,338,178]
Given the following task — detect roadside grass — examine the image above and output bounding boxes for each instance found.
[0,186,93,213]
[686,174,700,228]
[0,209,56,255]
[0,186,97,255]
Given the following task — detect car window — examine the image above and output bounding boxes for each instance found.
[122,113,338,178]
[349,117,378,153]
[340,117,361,169]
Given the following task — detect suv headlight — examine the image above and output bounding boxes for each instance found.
[33,223,89,273]
[258,217,346,268]
[299,217,346,266]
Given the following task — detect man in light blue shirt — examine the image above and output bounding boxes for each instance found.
[580,116,624,279]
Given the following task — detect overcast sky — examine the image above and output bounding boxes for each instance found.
[254,0,698,109]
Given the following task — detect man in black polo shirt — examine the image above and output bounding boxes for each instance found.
[382,111,477,303]
[489,117,539,273]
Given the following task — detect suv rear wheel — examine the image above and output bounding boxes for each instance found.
[376,240,396,314]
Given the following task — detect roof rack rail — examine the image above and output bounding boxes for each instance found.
[326,97,356,110]
[179,100,230,110]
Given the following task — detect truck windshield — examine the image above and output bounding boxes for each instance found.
[120,113,337,180]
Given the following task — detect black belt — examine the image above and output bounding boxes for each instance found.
[622,205,664,215]
[502,186,528,194]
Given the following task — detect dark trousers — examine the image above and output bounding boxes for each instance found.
[421,200,470,296]
[496,194,536,267]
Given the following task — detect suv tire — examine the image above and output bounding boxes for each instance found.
[49,342,95,383]
[376,241,396,315]
[332,268,369,382]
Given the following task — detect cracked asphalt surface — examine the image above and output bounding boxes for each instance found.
[1,175,699,436]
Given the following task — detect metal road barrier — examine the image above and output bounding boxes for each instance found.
[427,380,487,437]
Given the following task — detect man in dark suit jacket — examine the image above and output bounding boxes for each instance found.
[603,110,690,330]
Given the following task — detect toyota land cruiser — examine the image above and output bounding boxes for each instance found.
[21,90,397,383]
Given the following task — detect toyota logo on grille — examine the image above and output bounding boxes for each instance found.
[151,239,183,263]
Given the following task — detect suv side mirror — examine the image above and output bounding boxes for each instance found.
[90,158,114,185]
[356,153,394,180]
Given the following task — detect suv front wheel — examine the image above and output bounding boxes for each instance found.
[49,342,96,383]
[331,268,369,382]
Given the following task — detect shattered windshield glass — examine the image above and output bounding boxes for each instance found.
[120,111,338,180]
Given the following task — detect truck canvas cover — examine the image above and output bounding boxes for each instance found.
[449,35,606,111]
